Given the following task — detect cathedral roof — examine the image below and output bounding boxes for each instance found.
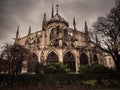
[47,13,69,26]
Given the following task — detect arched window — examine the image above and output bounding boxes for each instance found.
[46,51,59,62]
[56,26,60,35]
[50,28,57,39]
[63,52,76,72]
[80,53,88,65]
[93,54,98,64]
[28,53,38,72]
[64,29,68,37]
[50,27,60,39]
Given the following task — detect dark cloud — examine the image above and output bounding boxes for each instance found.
[60,0,114,28]
[0,0,40,44]
[0,0,114,46]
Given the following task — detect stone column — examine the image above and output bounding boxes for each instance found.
[58,49,63,63]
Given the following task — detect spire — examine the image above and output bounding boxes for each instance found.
[28,26,31,35]
[52,3,54,18]
[73,17,76,30]
[85,21,88,33]
[43,13,47,22]
[56,4,59,14]
[16,25,19,39]
[15,25,20,44]
[84,21,90,42]
[42,13,47,30]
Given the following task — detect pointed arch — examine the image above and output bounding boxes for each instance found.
[50,28,54,38]
[31,52,38,61]
[48,48,59,57]
[46,51,59,62]
[63,50,76,57]
[40,51,44,62]
[80,53,88,65]
[63,51,76,72]
[27,52,38,72]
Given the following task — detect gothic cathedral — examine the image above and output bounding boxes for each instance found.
[15,4,114,73]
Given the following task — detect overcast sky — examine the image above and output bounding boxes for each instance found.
[0,0,115,46]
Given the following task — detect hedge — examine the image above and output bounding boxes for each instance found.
[0,73,120,88]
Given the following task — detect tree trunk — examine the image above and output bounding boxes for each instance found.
[115,55,120,72]
[8,61,12,74]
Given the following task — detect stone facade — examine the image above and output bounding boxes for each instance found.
[103,54,115,69]
[15,4,114,72]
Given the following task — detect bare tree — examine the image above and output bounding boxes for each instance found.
[91,0,120,71]
[0,43,38,74]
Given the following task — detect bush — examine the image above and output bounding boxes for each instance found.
[35,63,46,74]
[79,64,114,73]
[45,62,70,74]
[82,79,97,88]
[101,79,120,88]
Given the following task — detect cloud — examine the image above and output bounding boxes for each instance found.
[0,0,114,46]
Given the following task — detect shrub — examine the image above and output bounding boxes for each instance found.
[45,62,70,74]
[101,79,120,88]
[82,79,97,88]
[35,62,46,74]
[79,64,114,73]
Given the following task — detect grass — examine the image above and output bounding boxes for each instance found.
[1,86,120,90]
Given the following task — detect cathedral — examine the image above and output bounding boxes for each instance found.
[15,4,115,73]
